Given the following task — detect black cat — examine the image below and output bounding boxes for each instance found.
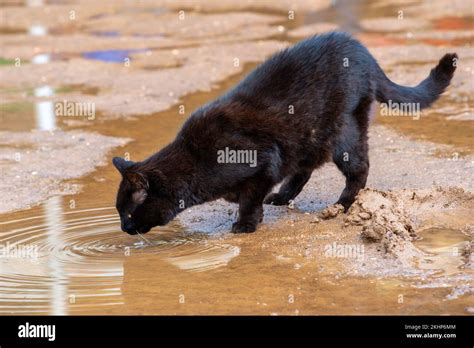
[113,32,457,234]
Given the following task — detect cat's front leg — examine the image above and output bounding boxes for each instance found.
[231,204,263,233]
[231,179,271,233]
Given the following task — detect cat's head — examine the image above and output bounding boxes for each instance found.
[112,157,176,235]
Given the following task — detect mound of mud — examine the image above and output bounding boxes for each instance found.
[345,187,474,264]
[346,189,418,257]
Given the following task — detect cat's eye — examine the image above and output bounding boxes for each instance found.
[127,214,132,219]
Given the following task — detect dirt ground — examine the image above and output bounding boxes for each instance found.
[0,0,472,315]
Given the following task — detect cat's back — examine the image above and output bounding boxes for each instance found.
[229,32,367,102]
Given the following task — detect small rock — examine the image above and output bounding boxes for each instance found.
[320,204,344,220]
[351,216,362,224]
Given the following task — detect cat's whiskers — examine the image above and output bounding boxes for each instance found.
[136,231,155,246]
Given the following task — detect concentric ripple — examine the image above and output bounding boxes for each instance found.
[0,197,239,314]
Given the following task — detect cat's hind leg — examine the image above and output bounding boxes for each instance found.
[332,98,372,211]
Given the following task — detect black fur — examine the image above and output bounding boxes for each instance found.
[113,32,457,234]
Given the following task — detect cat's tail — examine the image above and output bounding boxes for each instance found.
[375,53,457,109]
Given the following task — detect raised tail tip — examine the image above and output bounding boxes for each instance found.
[434,53,458,79]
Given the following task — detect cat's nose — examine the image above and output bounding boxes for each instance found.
[121,220,137,234]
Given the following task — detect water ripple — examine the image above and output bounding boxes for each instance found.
[0,200,239,314]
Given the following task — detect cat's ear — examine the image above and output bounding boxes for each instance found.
[112,157,134,174]
[125,171,149,190]
[113,157,149,190]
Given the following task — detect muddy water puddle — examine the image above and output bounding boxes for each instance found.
[2,200,469,315]
[415,228,470,276]
[0,84,101,132]
[0,199,240,314]
[376,104,474,156]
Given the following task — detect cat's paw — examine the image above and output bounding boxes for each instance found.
[335,199,353,213]
[231,221,257,233]
[263,193,289,206]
